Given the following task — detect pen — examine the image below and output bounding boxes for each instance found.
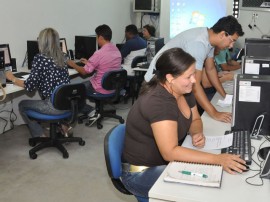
[179,170,208,178]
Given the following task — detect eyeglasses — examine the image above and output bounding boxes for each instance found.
[225,32,236,43]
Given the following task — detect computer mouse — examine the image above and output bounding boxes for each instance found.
[232,163,249,173]
[242,164,250,172]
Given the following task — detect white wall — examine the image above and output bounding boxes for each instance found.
[0,0,135,67]
[237,9,270,47]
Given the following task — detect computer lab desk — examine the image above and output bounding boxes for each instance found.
[0,68,81,132]
[149,90,270,202]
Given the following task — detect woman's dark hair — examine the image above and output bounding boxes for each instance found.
[211,15,244,36]
[95,24,112,41]
[140,48,195,95]
[143,24,156,37]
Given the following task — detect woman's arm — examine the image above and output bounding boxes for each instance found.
[189,105,205,148]
[151,120,247,174]
[5,71,25,88]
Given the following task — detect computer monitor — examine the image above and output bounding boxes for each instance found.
[27,40,39,69]
[245,38,270,58]
[232,74,270,135]
[155,38,164,55]
[241,56,270,75]
[75,35,97,59]
[260,148,270,179]
[0,44,12,68]
[59,38,69,56]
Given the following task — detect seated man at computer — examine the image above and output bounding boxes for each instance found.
[121,24,147,76]
[202,47,238,88]
[67,24,121,123]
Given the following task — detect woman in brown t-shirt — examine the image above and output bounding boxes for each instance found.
[121,48,247,200]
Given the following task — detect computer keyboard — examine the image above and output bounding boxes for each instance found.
[221,130,252,165]
[13,72,30,78]
[75,61,85,67]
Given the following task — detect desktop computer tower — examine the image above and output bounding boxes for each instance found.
[245,38,270,58]
[232,74,270,135]
[241,56,270,75]
[75,35,97,60]
[27,40,39,69]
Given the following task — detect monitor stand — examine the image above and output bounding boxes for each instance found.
[258,147,270,160]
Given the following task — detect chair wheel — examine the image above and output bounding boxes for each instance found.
[79,140,85,146]
[97,124,103,129]
[63,152,69,159]
[78,119,83,124]
[29,152,37,159]
[29,139,36,147]
[120,118,125,124]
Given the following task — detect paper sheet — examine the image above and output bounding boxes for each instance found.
[182,133,233,150]
[217,94,233,108]
[245,63,260,74]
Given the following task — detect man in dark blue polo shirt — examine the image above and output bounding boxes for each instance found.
[121,24,147,76]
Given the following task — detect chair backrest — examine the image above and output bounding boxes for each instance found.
[104,124,131,195]
[131,56,147,68]
[123,48,146,66]
[100,69,127,101]
[51,83,86,123]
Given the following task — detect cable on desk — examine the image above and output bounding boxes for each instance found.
[0,83,7,101]
[245,171,263,186]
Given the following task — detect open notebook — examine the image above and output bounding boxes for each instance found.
[164,161,223,188]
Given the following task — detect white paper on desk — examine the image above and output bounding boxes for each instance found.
[21,75,30,80]
[245,63,260,74]
[181,133,233,150]
[216,94,233,107]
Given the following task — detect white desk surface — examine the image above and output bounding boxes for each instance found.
[132,67,148,72]
[149,84,270,202]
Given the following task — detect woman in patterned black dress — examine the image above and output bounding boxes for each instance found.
[5,28,70,137]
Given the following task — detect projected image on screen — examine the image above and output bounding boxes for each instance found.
[170,0,227,38]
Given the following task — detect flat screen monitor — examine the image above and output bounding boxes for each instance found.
[241,56,270,75]
[232,74,270,135]
[155,38,164,54]
[75,35,97,60]
[27,40,39,69]
[245,38,270,58]
[59,38,69,56]
[0,44,12,68]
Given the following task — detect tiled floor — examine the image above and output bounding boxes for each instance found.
[0,101,137,202]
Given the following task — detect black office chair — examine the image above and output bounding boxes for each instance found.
[104,124,148,202]
[86,69,127,129]
[131,55,147,68]
[129,56,147,104]
[26,83,86,159]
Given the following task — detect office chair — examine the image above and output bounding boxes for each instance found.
[27,83,86,159]
[86,69,127,129]
[131,55,147,68]
[104,124,148,202]
[129,56,147,104]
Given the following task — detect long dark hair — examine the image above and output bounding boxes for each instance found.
[140,48,195,95]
